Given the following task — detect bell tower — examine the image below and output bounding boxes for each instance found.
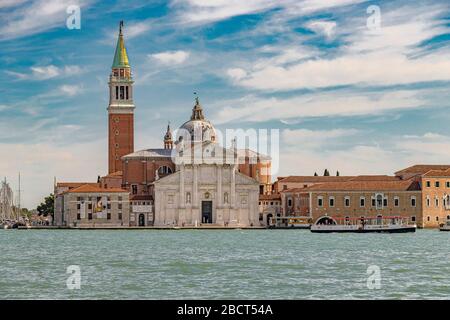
[108,21,135,174]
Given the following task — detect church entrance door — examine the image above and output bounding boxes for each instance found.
[202,201,213,224]
[138,214,145,226]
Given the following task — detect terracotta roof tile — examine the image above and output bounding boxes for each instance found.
[279,176,355,183]
[68,184,128,194]
[395,165,450,175]
[283,180,420,192]
[423,168,450,177]
[349,175,400,181]
[56,182,98,188]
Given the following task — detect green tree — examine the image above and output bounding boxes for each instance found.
[336,171,340,176]
[314,172,318,176]
[323,169,330,176]
[20,208,31,220]
[37,194,54,217]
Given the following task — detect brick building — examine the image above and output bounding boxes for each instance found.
[281,179,421,226]
[395,165,450,227]
[57,184,130,228]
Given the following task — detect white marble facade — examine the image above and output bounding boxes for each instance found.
[154,144,260,227]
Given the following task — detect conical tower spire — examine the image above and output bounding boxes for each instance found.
[112,20,130,68]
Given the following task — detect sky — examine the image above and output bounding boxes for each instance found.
[1,0,450,208]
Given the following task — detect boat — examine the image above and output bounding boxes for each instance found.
[439,220,450,231]
[268,216,311,229]
[310,216,416,233]
[1,220,14,229]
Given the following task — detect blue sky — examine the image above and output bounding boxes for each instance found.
[1,0,450,208]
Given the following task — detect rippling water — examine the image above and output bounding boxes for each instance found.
[1,229,449,299]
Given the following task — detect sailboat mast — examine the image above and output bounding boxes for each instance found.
[18,172,21,220]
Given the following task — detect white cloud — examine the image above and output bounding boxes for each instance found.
[228,50,450,91]
[278,132,450,178]
[174,0,282,24]
[124,21,151,39]
[59,85,83,96]
[279,145,397,177]
[0,0,94,41]
[212,90,424,124]
[63,65,83,76]
[282,128,358,147]
[6,64,84,80]
[306,20,337,39]
[395,133,450,159]
[173,0,365,24]
[0,105,10,112]
[0,0,27,9]
[293,0,367,13]
[226,68,247,81]
[30,65,60,79]
[149,50,190,65]
[226,4,450,91]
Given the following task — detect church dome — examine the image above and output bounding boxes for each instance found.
[177,97,216,143]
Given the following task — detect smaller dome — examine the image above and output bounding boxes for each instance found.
[178,119,216,143]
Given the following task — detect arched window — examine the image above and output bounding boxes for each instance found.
[344,196,350,207]
[224,192,229,204]
[120,86,125,99]
[376,194,383,209]
[158,166,173,175]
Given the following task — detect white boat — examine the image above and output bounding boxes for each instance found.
[1,221,11,229]
[439,220,450,231]
[311,216,416,233]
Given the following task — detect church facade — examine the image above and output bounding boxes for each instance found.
[153,103,260,227]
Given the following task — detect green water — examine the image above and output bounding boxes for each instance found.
[1,229,449,299]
